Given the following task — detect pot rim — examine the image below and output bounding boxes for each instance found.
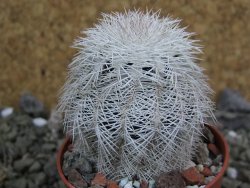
[56,124,230,188]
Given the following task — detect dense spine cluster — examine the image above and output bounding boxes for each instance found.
[58,10,215,180]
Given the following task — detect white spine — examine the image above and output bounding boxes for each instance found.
[58,10,215,180]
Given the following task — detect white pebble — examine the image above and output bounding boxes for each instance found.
[196,164,204,172]
[228,130,237,138]
[1,107,13,118]
[124,181,133,188]
[210,166,217,175]
[204,158,213,167]
[133,181,140,188]
[227,167,238,179]
[186,185,198,188]
[210,165,221,175]
[148,180,155,188]
[32,117,47,127]
[119,177,129,188]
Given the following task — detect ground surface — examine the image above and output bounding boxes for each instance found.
[1,90,250,187]
[1,0,250,108]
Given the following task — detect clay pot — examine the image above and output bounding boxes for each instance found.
[205,124,229,188]
[57,124,229,188]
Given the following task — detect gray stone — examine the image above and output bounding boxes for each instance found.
[239,151,247,161]
[216,112,250,131]
[43,158,57,177]
[15,136,31,156]
[13,158,34,172]
[195,143,209,165]
[4,177,27,188]
[0,167,7,183]
[63,150,93,175]
[27,181,36,188]
[203,158,213,167]
[210,165,222,175]
[230,161,249,169]
[245,149,250,162]
[119,177,129,188]
[230,147,241,159]
[33,126,47,136]
[78,157,93,174]
[68,169,88,188]
[28,161,41,172]
[222,177,242,188]
[239,169,250,182]
[217,89,250,112]
[14,114,32,127]
[83,173,96,184]
[213,154,223,165]
[42,143,56,151]
[19,92,44,117]
[7,128,18,141]
[241,183,250,188]
[34,172,46,186]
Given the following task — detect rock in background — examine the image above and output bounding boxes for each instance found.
[216,89,250,188]
[0,93,64,188]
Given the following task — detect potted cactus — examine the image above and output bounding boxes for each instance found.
[57,11,229,188]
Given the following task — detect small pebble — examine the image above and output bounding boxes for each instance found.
[196,164,204,172]
[210,166,216,175]
[1,107,13,118]
[204,158,213,167]
[119,177,129,188]
[226,167,238,179]
[148,180,155,188]
[214,154,223,165]
[133,181,140,188]
[228,130,237,138]
[32,117,47,127]
[186,185,198,188]
[124,181,133,188]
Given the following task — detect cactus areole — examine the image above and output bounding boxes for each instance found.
[58,10,215,181]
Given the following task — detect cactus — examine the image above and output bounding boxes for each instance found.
[58,10,215,181]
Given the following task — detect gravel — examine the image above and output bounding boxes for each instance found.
[217,89,250,188]
[0,89,250,188]
[0,94,64,187]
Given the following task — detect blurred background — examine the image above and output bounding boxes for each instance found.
[1,1,250,188]
[0,0,250,108]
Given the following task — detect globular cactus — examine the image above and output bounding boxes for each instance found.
[58,10,215,181]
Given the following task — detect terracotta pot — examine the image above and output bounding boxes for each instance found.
[57,124,229,188]
[204,125,229,188]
